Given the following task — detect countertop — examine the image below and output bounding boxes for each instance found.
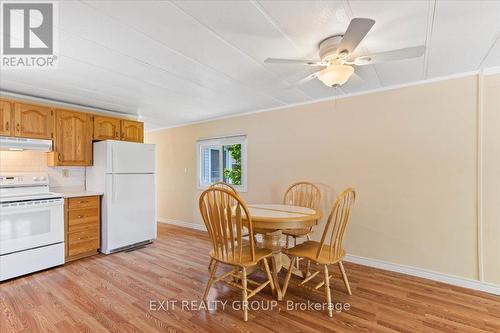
[51,187,103,199]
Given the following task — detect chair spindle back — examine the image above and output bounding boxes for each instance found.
[199,188,254,264]
[316,188,356,261]
[209,181,239,196]
[283,181,321,210]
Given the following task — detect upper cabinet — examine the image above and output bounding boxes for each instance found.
[0,100,12,136]
[93,115,120,141]
[121,120,144,143]
[1,97,144,166]
[14,102,54,139]
[48,109,92,166]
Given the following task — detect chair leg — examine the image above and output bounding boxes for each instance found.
[262,258,275,295]
[282,256,296,297]
[306,234,311,241]
[323,265,333,318]
[207,258,214,271]
[203,260,218,301]
[241,267,248,322]
[302,259,310,278]
[338,261,352,295]
[286,235,290,249]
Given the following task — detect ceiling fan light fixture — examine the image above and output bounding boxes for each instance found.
[317,64,354,87]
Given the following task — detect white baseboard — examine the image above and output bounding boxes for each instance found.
[345,254,500,296]
[158,217,500,296]
[158,217,207,231]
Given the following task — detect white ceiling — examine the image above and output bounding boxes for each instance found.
[1,0,500,130]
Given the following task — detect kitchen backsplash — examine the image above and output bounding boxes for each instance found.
[0,151,85,187]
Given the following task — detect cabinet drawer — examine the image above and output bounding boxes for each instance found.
[68,238,99,257]
[68,219,98,234]
[68,196,99,210]
[68,208,99,227]
[68,229,99,243]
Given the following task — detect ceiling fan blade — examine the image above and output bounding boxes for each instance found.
[296,71,321,85]
[353,45,426,65]
[337,18,375,56]
[265,58,323,66]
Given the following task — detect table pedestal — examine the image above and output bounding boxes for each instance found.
[257,229,305,300]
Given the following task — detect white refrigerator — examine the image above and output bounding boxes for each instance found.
[86,140,157,254]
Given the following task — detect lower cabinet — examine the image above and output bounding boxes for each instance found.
[65,196,100,262]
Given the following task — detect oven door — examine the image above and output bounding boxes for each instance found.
[0,198,64,255]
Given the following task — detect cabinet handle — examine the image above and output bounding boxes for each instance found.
[78,200,87,204]
[5,121,8,130]
[58,153,62,162]
[115,131,119,138]
[77,215,83,219]
[16,123,20,132]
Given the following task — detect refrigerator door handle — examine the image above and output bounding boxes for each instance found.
[112,174,116,202]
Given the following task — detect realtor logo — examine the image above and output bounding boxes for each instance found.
[1,1,58,68]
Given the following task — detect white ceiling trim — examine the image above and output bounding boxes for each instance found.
[0,79,135,112]
[482,66,500,75]
[423,0,437,79]
[146,68,484,133]
[0,89,138,119]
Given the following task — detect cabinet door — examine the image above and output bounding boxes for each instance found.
[53,109,92,166]
[14,102,54,139]
[93,115,120,140]
[0,100,12,136]
[121,120,144,143]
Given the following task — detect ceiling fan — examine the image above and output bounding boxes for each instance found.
[265,18,425,87]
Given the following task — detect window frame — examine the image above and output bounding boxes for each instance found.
[196,135,248,192]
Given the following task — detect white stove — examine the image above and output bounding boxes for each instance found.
[0,173,65,281]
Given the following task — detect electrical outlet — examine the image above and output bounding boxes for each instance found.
[62,169,69,177]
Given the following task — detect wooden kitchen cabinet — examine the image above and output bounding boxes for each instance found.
[1,98,144,165]
[0,100,12,136]
[13,102,54,139]
[121,120,144,143]
[48,109,92,166]
[93,115,121,140]
[65,196,100,262]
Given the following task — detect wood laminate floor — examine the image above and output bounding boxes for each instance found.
[2,224,500,333]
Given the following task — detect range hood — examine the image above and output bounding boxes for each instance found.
[0,136,52,152]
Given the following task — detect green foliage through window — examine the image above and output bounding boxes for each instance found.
[223,144,241,185]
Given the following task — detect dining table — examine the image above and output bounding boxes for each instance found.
[243,204,320,300]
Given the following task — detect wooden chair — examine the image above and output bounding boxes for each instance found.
[207,181,251,272]
[282,182,321,248]
[199,188,275,322]
[209,181,238,195]
[282,188,356,317]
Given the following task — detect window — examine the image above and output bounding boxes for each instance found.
[197,135,247,191]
